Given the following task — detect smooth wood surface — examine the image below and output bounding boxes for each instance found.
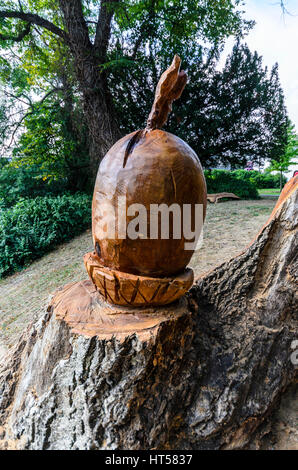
[84,251,194,307]
[92,129,207,277]
[47,279,188,341]
[146,54,187,131]
[90,55,207,281]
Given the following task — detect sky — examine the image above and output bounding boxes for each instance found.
[222,0,298,129]
[220,0,298,171]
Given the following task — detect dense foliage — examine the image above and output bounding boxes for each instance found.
[111,42,288,169]
[0,193,91,277]
[13,100,90,192]
[0,0,253,180]
[204,170,259,199]
[231,169,287,189]
[204,168,288,197]
[0,2,290,181]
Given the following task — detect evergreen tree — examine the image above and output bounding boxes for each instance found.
[268,121,298,191]
[110,41,288,169]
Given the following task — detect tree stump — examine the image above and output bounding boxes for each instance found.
[0,177,297,450]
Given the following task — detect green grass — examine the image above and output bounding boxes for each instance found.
[258,188,281,195]
[246,205,273,217]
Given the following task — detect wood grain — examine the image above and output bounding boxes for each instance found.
[146,54,187,131]
[207,192,240,203]
[84,251,194,307]
[48,278,188,341]
[92,129,207,277]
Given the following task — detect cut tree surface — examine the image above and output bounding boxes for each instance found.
[49,279,189,341]
[0,178,296,450]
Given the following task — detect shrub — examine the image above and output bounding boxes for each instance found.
[232,169,286,189]
[204,170,259,199]
[0,193,91,277]
[0,163,68,208]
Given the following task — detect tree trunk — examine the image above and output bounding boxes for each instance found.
[81,76,121,179]
[0,177,297,450]
[0,1,121,182]
[58,0,121,181]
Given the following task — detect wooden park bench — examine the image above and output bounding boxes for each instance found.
[207,192,240,203]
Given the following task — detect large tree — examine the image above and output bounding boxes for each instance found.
[111,41,288,168]
[0,0,252,179]
[268,121,298,190]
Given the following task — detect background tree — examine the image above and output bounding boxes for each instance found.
[268,121,298,191]
[111,41,288,169]
[0,37,90,193]
[0,0,252,180]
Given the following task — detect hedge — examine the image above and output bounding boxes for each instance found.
[204,170,259,199]
[0,193,91,277]
[232,170,286,189]
[0,162,67,209]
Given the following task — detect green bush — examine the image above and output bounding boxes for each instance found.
[204,170,259,199]
[0,193,91,277]
[0,162,68,208]
[232,169,286,189]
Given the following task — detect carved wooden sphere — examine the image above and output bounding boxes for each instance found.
[92,128,207,277]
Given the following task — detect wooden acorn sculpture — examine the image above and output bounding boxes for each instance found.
[84,55,207,307]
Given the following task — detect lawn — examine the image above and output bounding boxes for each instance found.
[0,197,277,355]
[258,188,281,195]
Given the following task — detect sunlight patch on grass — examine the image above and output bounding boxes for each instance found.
[258,188,281,195]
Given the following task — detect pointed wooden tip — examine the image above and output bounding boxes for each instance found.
[146,54,187,131]
[171,54,181,68]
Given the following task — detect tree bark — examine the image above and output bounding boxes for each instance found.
[58,0,121,180]
[82,77,121,179]
[0,177,297,450]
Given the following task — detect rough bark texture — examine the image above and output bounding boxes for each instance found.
[0,178,297,450]
[207,192,240,203]
[58,0,121,179]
